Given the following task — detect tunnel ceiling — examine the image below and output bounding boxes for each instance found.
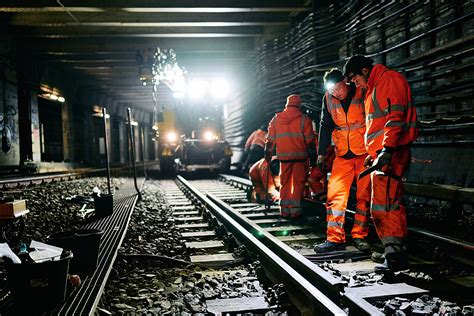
[0,0,312,111]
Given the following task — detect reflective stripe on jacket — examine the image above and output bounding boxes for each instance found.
[325,87,367,157]
[365,64,419,157]
[266,107,315,161]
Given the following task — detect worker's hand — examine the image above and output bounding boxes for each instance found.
[364,155,374,168]
[316,155,326,170]
[374,150,392,169]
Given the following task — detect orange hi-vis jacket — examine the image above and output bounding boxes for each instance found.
[325,87,367,157]
[249,158,280,201]
[245,129,267,151]
[365,64,419,157]
[266,107,315,161]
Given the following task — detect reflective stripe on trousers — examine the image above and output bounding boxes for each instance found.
[370,146,411,249]
[279,161,306,218]
[326,154,371,243]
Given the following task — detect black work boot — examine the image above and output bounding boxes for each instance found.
[374,252,409,274]
[353,238,371,252]
[314,240,346,253]
[371,251,385,263]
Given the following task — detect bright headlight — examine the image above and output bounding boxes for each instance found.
[204,131,214,141]
[166,131,178,142]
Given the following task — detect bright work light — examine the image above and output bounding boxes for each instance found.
[210,79,230,99]
[203,130,215,141]
[166,131,178,142]
[188,79,209,99]
[325,81,336,91]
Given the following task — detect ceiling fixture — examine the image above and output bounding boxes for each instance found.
[38,85,66,103]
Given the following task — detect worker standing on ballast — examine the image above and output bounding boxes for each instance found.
[314,68,372,253]
[343,55,419,273]
[265,94,317,220]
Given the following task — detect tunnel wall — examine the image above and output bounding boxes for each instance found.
[227,0,473,186]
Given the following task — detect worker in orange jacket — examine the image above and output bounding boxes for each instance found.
[305,137,334,201]
[243,125,267,172]
[265,94,317,219]
[249,158,280,203]
[314,69,372,253]
[344,55,419,273]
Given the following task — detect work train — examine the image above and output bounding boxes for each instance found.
[156,109,232,175]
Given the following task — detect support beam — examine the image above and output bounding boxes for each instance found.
[0,0,311,12]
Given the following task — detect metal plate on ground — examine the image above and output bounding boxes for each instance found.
[344,283,429,316]
[172,205,196,211]
[277,233,325,243]
[181,231,215,238]
[190,253,235,266]
[185,240,225,249]
[172,210,200,216]
[177,223,210,230]
[168,201,192,206]
[206,297,270,315]
[174,216,203,222]
[332,260,379,275]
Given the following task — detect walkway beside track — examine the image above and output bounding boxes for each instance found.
[55,177,144,316]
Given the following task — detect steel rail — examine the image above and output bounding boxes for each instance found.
[220,174,474,252]
[206,192,345,300]
[176,175,346,316]
[0,162,158,189]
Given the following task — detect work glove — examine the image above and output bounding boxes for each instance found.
[364,155,374,168]
[316,155,326,171]
[374,148,393,169]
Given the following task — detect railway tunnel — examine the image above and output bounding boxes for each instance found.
[0,1,473,315]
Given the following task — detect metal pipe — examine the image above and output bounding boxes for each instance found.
[102,108,111,195]
[140,126,148,179]
[127,108,141,199]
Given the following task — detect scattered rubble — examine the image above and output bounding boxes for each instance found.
[99,180,287,314]
[374,294,473,316]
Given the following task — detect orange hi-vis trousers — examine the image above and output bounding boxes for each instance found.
[326,154,371,243]
[279,161,307,218]
[371,146,411,256]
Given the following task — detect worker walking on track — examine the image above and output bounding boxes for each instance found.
[265,94,317,219]
[243,125,267,172]
[314,69,372,253]
[343,55,419,273]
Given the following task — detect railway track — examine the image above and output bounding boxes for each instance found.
[2,171,471,314]
[160,174,473,315]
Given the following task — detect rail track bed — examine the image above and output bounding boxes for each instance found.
[170,174,473,315]
[0,172,471,315]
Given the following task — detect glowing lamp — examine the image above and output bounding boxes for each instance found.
[325,81,335,91]
[166,131,178,142]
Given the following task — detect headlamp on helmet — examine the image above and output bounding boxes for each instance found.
[325,81,336,91]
